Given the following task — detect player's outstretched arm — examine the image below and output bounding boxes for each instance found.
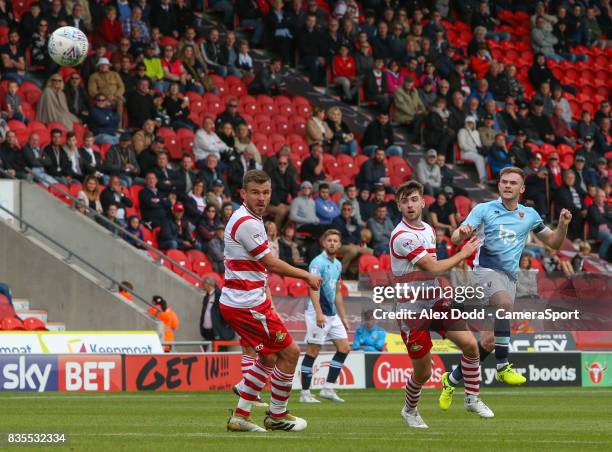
[416,237,480,274]
[451,224,473,245]
[260,253,322,290]
[537,208,572,250]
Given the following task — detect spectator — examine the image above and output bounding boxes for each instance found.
[0,131,26,178]
[587,189,612,260]
[436,227,451,259]
[31,19,57,75]
[268,153,298,229]
[394,76,427,140]
[595,118,611,155]
[429,191,457,235]
[199,276,224,344]
[0,30,33,87]
[124,215,146,249]
[42,129,70,182]
[306,106,334,148]
[529,99,556,145]
[89,94,120,144]
[550,105,575,147]
[37,75,80,131]
[533,81,554,117]
[363,57,392,111]
[264,0,294,65]
[180,45,211,91]
[488,133,513,178]
[143,43,164,88]
[471,1,510,42]
[290,181,324,234]
[1,81,26,124]
[457,116,487,184]
[180,178,205,223]
[215,98,246,131]
[332,44,358,103]
[423,96,454,161]
[233,123,261,164]
[572,155,598,194]
[133,119,157,155]
[509,130,533,169]
[301,143,343,194]
[528,52,560,91]
[227,147,261,202]
[125,78,156,129]
[122,5,149,43]
[265,221,280,258]
[367,203,393,255]
[88,58,125,124]
[20,3,43,46]
[163,83,196,130]
[148,296,179,353]
[595,101,610,125]
[361,110,402,157]
[138,136,165,178]
[315,183,340,225]
[416,149,442,196]
[236,0,265,47]
[357,148,390,193]
[22,133,57,185]
[321,17,341,65]
[576,110,598,143]
[196,204,220,246]
[582,6,602,47]
[248,58,285,96]
[61,132,84,182]
[150,0,179,38]
[326,106,357,156]
[478,113,497,153]
[101,175,133,222]
[279,224,307,269]
[338,184,364,226]
[206,225,226,273]
[174,154,199,196]
[499,64,525,101]
[111,37,136,70]
[104,132,140,186]
[499,98,519,137]
[159,202,198,251]
[194,117,230,168]
[555,170,586,241]
[77,174,103,215]
[154,152,177,195]
[297,14,325,86]
[352,310,386,351]
[332,201,373,274]
[235,40,255,76]
[99,202,126,231]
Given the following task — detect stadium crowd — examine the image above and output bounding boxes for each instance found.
[0,0,610,282]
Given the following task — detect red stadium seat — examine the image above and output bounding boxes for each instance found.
[358,254,380,273]
[186,249,213,275]
[130,185,144,210]
[165,249,191,274]
[23,317,47,331]
[423,194,435,208]
[285,277,308,297]
[454,195,472,222]
[379,253,391,271]
[1,317,25,331]
[268,273,287,296]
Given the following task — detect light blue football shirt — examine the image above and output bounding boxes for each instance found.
[463,198,548,276]
[306,252,342,316]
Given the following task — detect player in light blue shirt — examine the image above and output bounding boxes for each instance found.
[300,229,351,403]
[438,167,572,409]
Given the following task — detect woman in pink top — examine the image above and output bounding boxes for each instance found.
[385,60,404,96]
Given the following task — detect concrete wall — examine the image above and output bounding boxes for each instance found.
[12,182,204,340]
[0,221,157,331]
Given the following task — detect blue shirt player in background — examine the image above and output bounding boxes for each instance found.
[439,167,572,411]
[300,229,351,404]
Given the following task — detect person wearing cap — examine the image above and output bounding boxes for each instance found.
[416,149,442,196]
[395,76,427,139]
[478,112,496,151]
[159,201,199,251]
[575,135,599,169]
[528,99,556,144]
[36,75,81,132]
[572,154,598,193]
[204,179,228,212]
[206,223,226,273]
[149,296,180,353]
[499,98,519,136]
[509,130,533,168]
[290,181,325,234]
[87,56,125,122]
[577,110,598,143]
[142,43,164,87]
[457,115,487,183]
[103,131,140,186]
[418,75,438,111]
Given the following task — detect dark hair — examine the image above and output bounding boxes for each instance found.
[318,183,330,191]
[395,180,424,201]
[243,169,271,189]
[152,295,167,311]
[50,128,63,136]
[341,201,353,209]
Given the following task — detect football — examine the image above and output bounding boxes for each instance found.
[48,26,89,67]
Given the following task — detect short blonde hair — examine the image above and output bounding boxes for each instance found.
[499,166,525,181]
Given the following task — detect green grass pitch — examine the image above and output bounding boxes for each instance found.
[2,388,612,451]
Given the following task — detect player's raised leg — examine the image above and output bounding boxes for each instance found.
[443,330,494,418]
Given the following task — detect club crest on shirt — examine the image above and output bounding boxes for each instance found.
[518,211,525,219]
[275,331,287,343]
[403,239,413,247]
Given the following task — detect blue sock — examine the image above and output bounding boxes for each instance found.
[448,343,491,386]
[300,354,316,390]
[326,351,348,386]
[494,318,511,370]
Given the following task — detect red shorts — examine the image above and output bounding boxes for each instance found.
[220,298,293,355]
[398,301,456,359]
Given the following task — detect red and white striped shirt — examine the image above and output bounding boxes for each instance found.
[390,219,437,276]
[220,204,270,309]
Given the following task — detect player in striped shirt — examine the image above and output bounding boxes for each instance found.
[223,170,322,433]
[440,167,572,409]
[390,181,493,429]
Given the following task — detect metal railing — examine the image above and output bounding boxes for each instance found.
[9,170,207,290]
[0,202,157,313]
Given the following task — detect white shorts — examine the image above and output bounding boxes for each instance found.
[473,268,517,304]
[304,311,348,345]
